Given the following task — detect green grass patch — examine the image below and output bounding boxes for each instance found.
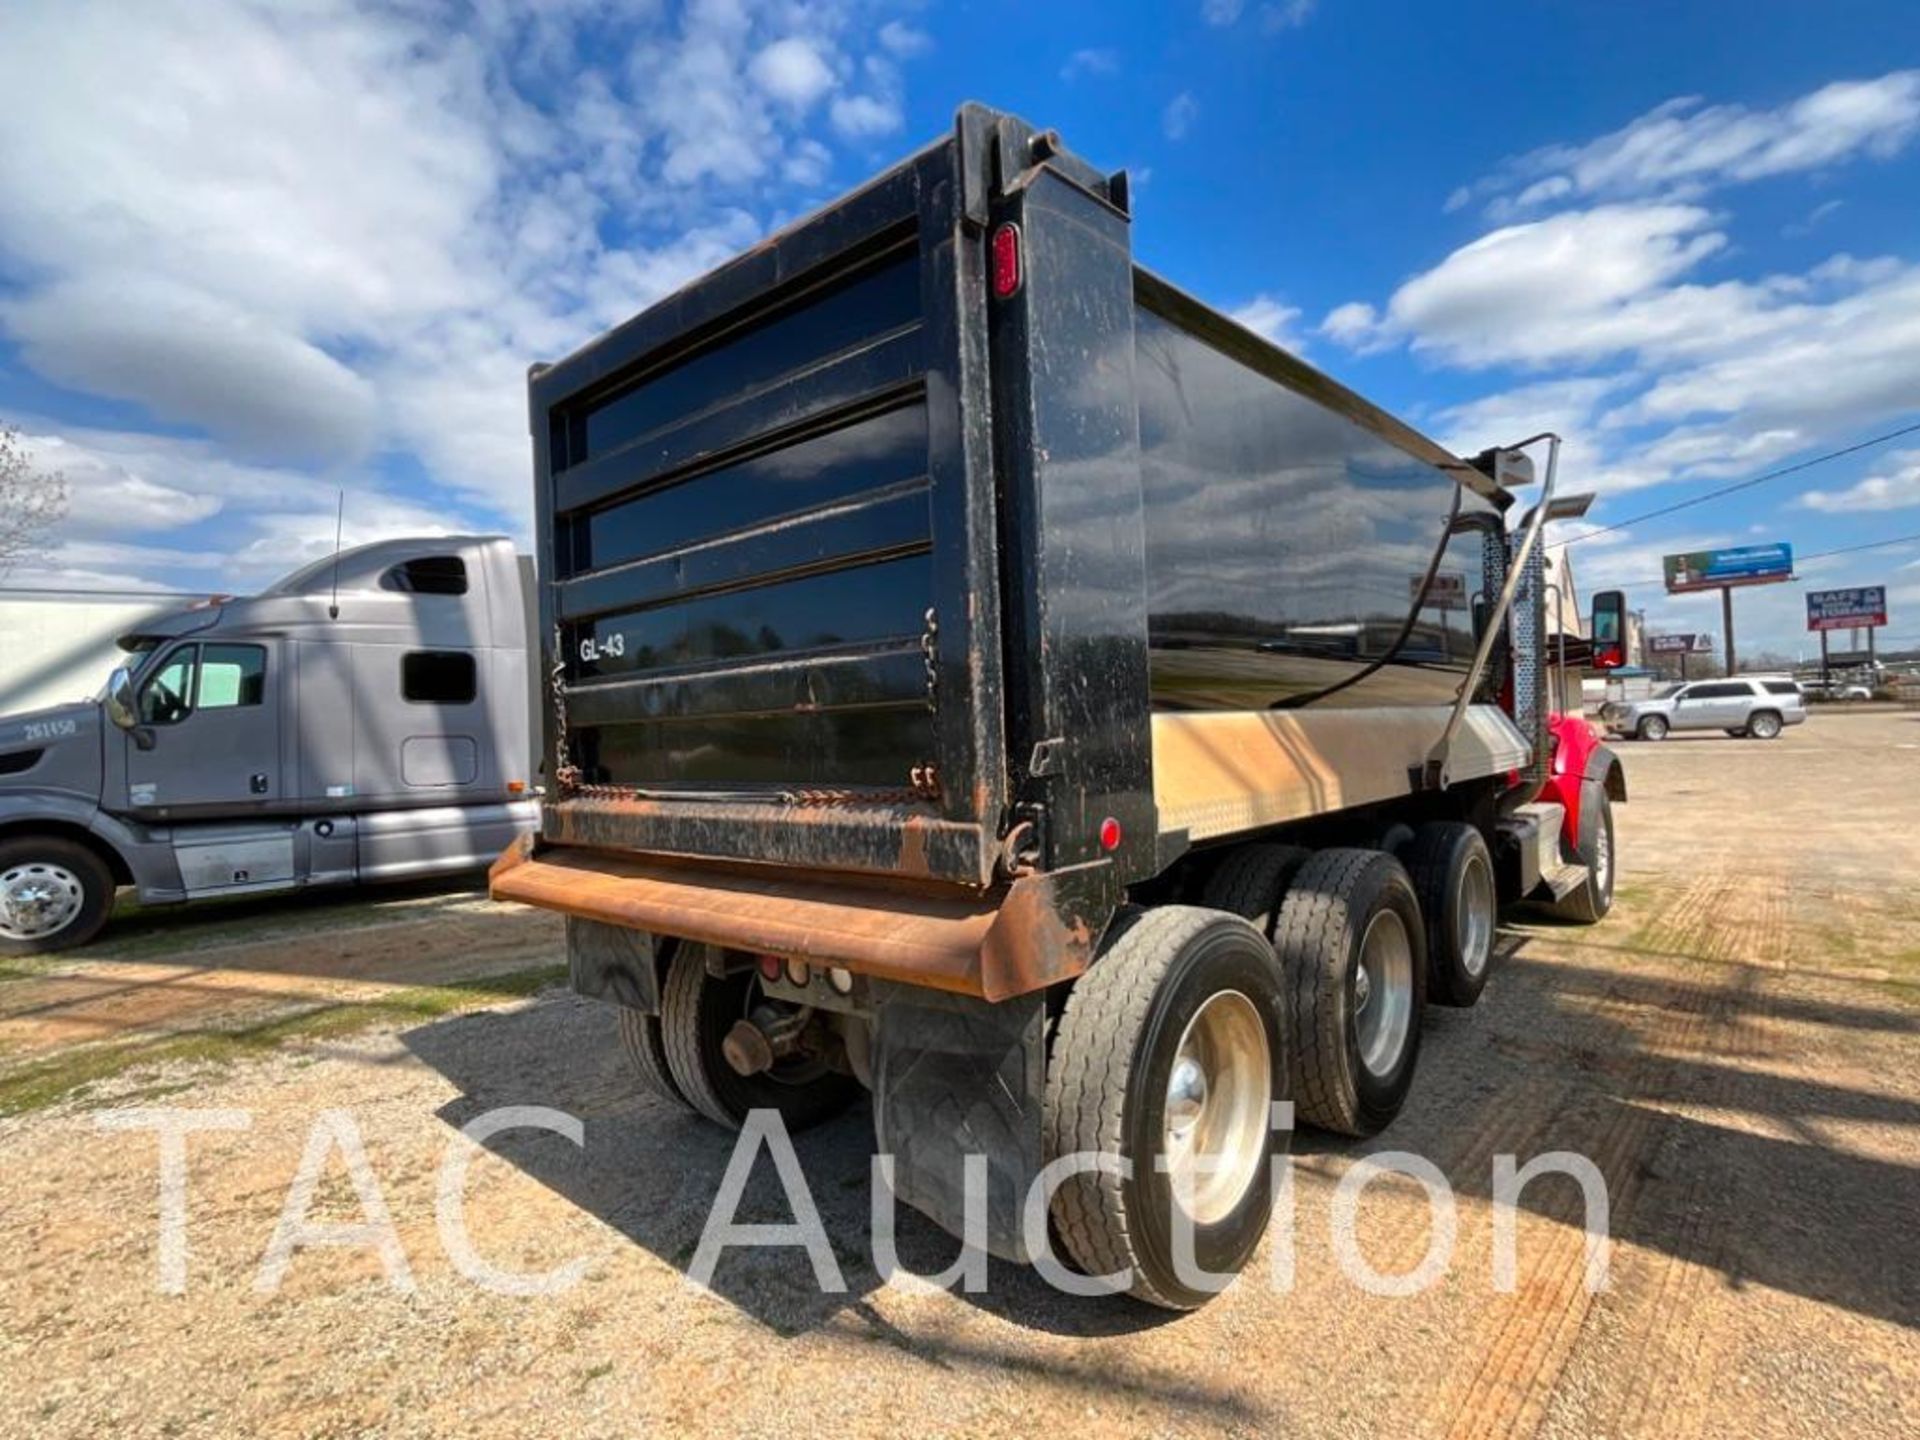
[0,962,567,1118]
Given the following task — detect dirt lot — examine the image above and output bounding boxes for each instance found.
[1,712,1916,1439]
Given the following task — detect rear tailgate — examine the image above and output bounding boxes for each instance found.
[530,122,1007,885]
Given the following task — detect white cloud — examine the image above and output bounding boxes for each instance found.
[1328,196,1920,458]
[829,94,903,139]
[1061,48,1120,82]
[1355,204,1729,368]
[749,38,836,109]
[1202,0,1245,23]
[1319,301,1380,348]
[0,415,468,590]
[1458,71,1920,218]
[1261,0,1317,31]
[9,428,224,540]
[1800,450,1920,512]
[1230,296,1307,352]
[1163,92,1200,141]
[1785,198,1845,236]
[876,21,931,58]
[0,0,928,589]
[5,278,379,463]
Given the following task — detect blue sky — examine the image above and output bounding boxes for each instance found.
[1,0,1916,657]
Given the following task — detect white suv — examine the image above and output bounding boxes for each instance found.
[1603,677,1808,741]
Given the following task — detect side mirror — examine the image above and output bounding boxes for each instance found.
[1590,590,1626,670]
[105,668,137,730]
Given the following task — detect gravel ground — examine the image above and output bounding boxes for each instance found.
[1,712,1916,1438]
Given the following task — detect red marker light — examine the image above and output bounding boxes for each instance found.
[757,954,781,983]
[991,223,1022,299]
[1098,816,1122,851]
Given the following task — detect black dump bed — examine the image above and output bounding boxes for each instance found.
[528,104,1511,895]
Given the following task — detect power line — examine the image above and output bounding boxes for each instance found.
[1553,419,1920,547]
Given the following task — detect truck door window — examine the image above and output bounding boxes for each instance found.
[139,648,197,725]
[196,645,267,709]
[402,650,477,705]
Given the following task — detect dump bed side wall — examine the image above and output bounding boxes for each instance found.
[1132,282,1502,713]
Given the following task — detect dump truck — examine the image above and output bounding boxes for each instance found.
[0,536,539,952]
[492,104,1628,1308]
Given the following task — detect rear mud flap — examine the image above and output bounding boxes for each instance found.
[872,986,1047,1264]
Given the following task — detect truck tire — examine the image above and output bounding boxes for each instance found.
[1746,710,1782,739]
[617,1007,690,1110]
[658,943,858,1133]
[1636,714,1669,741]
[1043,906,1288,1310]
[1547,781,1615,924]
[1199,843,1310,937]
[1372,822,1416,858]
[1273,849,1426,1137]
[1402,823,1497,1008]
[0,836,115,956]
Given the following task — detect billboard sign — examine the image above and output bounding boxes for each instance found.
[1647,633,1717,655]
[1662,543,1793,594]
[1806,586,1888,632]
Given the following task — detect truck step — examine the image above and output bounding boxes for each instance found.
[1538,861,1590,901]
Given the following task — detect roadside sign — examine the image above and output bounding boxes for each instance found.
[1411,570,1469,610]
[1662,543,1793,594]
[1806,586,1887,631]
[1647,633,1716,656]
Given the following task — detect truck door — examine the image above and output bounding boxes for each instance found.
[124,641,283,815]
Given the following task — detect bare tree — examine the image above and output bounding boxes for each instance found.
[0,425,69,583]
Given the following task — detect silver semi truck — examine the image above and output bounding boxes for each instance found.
[492,105,1629,1307]
[0,535,539,953]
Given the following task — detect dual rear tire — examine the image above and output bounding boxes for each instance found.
[618,941,857,1133]
[1044,906,1289,1309]
[1041,845,1457,1308]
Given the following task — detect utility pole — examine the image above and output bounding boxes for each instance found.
[1821,630,1830,689]
[1722,584,1737,675]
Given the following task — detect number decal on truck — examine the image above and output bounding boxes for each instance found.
[22,719,79,740]
[578,633,626,664]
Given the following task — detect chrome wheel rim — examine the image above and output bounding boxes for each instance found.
[1457,852,1495,979]
[1753,714,1779,738]
[1162,990,1270,1226]
[1354,910,1414,1079]
[0,862,85,941]
[1593,814,1613,893]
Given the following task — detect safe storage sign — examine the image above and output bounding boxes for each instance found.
[1806,586,1888,631]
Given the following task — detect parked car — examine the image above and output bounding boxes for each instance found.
[1601,676,1807,740]
[1802,678,1872,701]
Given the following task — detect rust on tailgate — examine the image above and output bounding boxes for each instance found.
[489,838,1100,1002]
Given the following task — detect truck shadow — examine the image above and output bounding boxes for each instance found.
[401,924,1920,1342]
[403,991,1196,1342]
